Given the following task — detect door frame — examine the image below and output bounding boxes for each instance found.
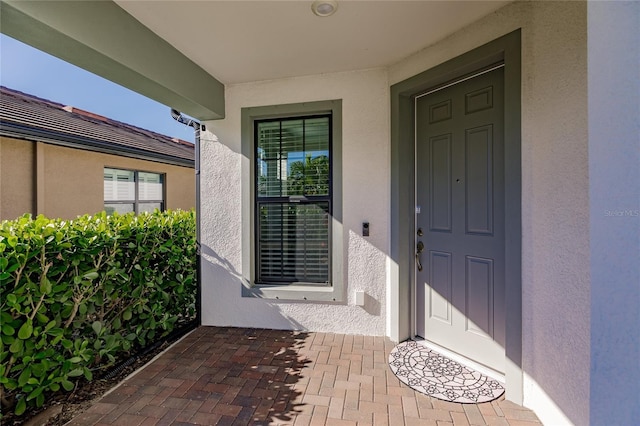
[390,29,522,403]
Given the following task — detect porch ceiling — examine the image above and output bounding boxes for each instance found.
[1,1,510,120]
[116,0,510,85]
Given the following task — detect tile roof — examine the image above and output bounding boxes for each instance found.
[0,86,194,166]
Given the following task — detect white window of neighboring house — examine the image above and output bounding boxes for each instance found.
[241,99,344,302]
[103,168,164,215]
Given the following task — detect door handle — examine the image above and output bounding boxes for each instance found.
[416,241,424,271]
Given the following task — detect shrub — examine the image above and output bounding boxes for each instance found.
[0,210,196,415]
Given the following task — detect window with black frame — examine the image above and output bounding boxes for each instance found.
[255,115,332,285]
[103,168,164,215]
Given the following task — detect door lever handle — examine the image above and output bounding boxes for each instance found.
[416,241,424,271]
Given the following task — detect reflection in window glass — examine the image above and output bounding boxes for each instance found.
[139,203,162,214]
[104,203,134,215]
[257,117,330,198]
[139,172,163,201]
[104,168,135,201]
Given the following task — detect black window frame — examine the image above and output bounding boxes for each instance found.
[254,114,333,285]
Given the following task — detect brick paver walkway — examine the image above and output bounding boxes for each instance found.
[67,327,541,425]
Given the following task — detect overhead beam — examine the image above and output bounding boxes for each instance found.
[0,0,224,120]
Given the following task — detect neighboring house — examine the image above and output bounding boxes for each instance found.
[1,1,638,425]
[0,86,195,221]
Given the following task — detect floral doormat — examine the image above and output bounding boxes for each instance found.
[388,341,504,403]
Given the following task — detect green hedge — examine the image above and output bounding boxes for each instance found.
[0,210,196,416]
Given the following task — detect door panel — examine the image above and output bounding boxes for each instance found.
[415,66,505,373]
[465,125,493,235]
[429,135,452,232]
[429,250,453,324]
[465,256,494,338]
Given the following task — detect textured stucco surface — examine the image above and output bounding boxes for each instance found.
[0,137,34,221]
[588,2,640,424]
[201,68,390,336]
[0,138,195,220]
[391,2,590,424]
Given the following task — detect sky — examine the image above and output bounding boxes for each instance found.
[0,34,195,143]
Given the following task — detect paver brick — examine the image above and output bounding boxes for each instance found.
[451,411,471,426]
[302,393,331,406]
[360,400,390,415]
[389,403,406,425]
[463,403,485,425]
[211,402,243,417]
[419,408,454,422]
[136,404,169,419]
[406,418,439,426]
[139,417,159,426]
[111,413,146,426]
[402,395,420,418]
[65,327,540,426]
[483,415,510,426]
[500,408,541,422]
[327,396,345,419]
[432,399,465,413]
[294,413,312,425]
[344,388,360,410]
[501,421,543,426]
[343,407,374,423]
[310,404,329,425]
[65,412,105,426]
[373,411,390,426]
[85,402,119,415]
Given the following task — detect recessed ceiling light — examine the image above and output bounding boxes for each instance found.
[312,0,338,17]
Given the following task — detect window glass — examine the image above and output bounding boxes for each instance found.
[104,168,135,201]
[258,202,330,283]
[138,172,163,201]
[104,203,134,215]
[138,202,162,214]
[103,168,164,215]
[257,117,330,198]
[256,115,331,285]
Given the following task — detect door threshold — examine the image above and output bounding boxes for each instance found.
[413,337,505,384]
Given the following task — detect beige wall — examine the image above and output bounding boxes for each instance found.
[0,136,35,220]
[0,136,194,221]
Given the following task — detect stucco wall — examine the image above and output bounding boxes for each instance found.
[0,136,35,221]
[201,68,390,336]
[389,2,588,424]
[588,2,640,424]
[0,138,195,220]
[201,1,597,422]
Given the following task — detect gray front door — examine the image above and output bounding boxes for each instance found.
[415,66,506,373]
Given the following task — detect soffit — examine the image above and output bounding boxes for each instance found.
[115,0,510,85]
